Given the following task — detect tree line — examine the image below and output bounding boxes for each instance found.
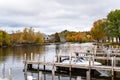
[59,30,92,42]
[90,9,120,43]
[0,28,92,47]
[0,27,44,47]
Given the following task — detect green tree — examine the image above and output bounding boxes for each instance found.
[106,9,120,42]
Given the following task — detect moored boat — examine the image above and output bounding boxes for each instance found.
[61,57,102,66]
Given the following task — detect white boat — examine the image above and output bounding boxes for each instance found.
[61,57,102,66]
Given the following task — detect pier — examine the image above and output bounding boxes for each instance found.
[23,44,120,80]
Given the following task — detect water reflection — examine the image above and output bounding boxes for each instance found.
[0,45,45,62]
[24,71,83,80]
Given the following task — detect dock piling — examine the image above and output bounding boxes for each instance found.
[86,71,90,80]
[31,53,33,61]
[38,71,42,80]
[44,56,46,70]
[9,68,12,80]
[52,57,55,80]
[87,56,91,80]
[24,54,26,61]
[2,63,5,79]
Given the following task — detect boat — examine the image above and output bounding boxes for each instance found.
[61,57,102,66]
[56,55,102,76]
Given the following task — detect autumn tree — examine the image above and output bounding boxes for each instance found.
[60,30,89,42]
[10,30,23,44]
[35,32,44,43]
[0,30,10,46]
[10,27,44,44]
[90,19,107,42]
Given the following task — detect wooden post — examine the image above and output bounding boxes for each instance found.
[56,54,58,62]
[86,56,91,80]
[25,62,27,72]
[2,63,5,79]
[43,72,46,80]
[111,57,114,80]
[38,63,40,71]
[24,71,27,80]
[38,71,42,80]
[94,46,97,57]
[31,53,33,61]
[89,56,91,71]
[24,54,26,61]
[86,71,90,80]
[38,54,40,61]
[58,53,60,63]
[113,56,116,80]
[38,54,40,70]
[59,50,62,62]
[75,53,77,64]
[69,71,71,80]
[69,53,72,72]
[9,68,12,80]
[92,55,94,66]
[106,52,110,66]
[52,58,55,80]
[113,56,116,67]
[24,57,27,80]
[58,74,60,80]
[44,56,46,70]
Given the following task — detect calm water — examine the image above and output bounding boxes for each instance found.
[0,43,111,80]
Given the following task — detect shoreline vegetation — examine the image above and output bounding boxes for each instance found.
[0,27,92,47]
[1,9,120,47]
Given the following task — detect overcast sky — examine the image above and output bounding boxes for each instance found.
[0,0,120,34]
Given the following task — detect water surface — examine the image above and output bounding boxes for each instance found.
[0,43,111,80]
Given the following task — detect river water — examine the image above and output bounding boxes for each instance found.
[0,43,112,80]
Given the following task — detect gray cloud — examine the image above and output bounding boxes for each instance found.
[0,0,120,34]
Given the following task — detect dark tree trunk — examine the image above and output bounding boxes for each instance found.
[111,37,114,43]
[119,37,120,43]
[116,37,119,43]
[107,37,110,43]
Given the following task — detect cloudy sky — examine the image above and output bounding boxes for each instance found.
[0,0,120,34]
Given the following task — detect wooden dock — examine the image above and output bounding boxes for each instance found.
[23,57,120,71]
[23,44,120,80]
[23,52,120,80]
